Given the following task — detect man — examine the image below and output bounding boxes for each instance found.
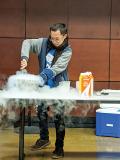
[20,23,72,159]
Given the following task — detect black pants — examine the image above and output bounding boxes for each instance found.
[37,102,65,149]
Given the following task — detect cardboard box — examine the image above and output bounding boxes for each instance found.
[78,72,94,97]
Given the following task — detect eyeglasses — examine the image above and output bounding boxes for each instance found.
[50,37,62,42]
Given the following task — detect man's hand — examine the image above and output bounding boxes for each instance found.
[21,59,27,70]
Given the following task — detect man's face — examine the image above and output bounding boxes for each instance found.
[50,30,67,47]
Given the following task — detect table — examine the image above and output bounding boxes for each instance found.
[1,87,120,160]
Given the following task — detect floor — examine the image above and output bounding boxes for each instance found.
[0,128,120,160]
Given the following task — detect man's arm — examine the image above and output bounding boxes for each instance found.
[40,47,72,79]
[20,38,43,69]
[21,38,43,60]
[51,48,72,76]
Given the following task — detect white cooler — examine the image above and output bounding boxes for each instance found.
[96,108,120,137]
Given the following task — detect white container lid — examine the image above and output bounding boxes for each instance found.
[96,108,120,114]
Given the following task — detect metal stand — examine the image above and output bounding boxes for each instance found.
[19,106,25,160]
[28,105,32,126]
[18,99,39,160]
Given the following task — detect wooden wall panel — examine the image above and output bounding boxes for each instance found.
[68,0,110,38]
[27,53,39,75]
[110,40,120,81]
[68,39,109,81]
[111,0,120,39]
[0,38,23,75]
[110,82,120,89]
[94,82,109,90]
[69,103,97,117]
[26,0,68,38]
[0,0,25,37]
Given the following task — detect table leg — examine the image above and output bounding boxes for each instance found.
[19,107,25,160]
